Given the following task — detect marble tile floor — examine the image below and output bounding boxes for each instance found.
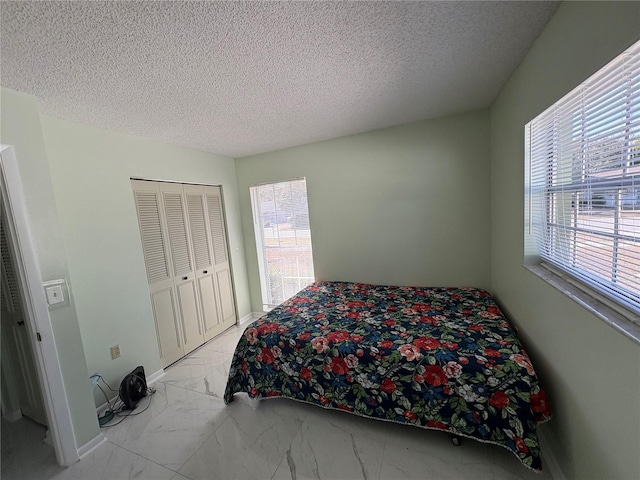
[1,324,554,480]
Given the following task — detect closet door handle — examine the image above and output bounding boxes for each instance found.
[182,276,188,281]
[203,270,208,274]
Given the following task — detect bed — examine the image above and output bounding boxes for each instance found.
[224,281,551,471]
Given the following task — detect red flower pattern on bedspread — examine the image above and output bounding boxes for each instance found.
[224,281,551,472]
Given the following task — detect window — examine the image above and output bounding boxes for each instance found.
[527,40,640,318]
[250,178,315,310]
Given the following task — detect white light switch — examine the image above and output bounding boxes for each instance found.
[44,282,65,306]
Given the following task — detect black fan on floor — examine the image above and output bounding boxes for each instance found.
[119,366,147,410]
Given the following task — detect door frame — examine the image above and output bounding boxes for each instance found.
[0,144,79,466]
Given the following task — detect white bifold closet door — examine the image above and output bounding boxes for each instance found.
[132,180,236,368]
[184,184,224,342]
[205,188,236,327]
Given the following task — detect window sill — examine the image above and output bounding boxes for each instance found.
[524,264,640,345]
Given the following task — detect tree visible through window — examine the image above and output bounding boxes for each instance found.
[250,178,315,309]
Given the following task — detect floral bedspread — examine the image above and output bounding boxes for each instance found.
[224,281,551,471]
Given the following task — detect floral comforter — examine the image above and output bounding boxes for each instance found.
[224,281,551,471]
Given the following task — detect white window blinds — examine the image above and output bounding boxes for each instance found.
[250,178,315,309]
[527,39,640,315]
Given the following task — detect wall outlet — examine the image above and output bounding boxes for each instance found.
[110,344,121,359]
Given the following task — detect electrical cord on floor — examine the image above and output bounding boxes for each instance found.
[91,373,156,428]
[91,374,120,426]
[100,387,156,428]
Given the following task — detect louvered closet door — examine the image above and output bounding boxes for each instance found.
[133,180,237,367]
[205,186,237,328]
[0,210,47,426]
[184,185,223,341]
[160,183,204,354]
[132,181,184,367]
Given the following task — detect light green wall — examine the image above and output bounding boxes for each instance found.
[5,4,639,476]
[236,109,491,312]
[39,114,251,404]
[490,2,640,479]
[0,87,99,447]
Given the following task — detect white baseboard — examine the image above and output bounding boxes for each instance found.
[96,394,117,417]
[539,428,566,480]
[146,368,165,385]
[77,433,107,460]
[238,312,263,325]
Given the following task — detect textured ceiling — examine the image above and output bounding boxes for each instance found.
[0,1,559,158]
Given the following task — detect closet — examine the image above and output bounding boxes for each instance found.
[132,180,236,367]
[1,204,47,426]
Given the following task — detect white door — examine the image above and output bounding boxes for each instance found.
[160,183,204,354]
[0,208,47,426]
[184,185,222,341]
[205,187,237,328]
[132,181,184,367]
[133,180,237,367]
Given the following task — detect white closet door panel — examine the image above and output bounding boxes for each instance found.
[185,184,222,341]
[160,183,203,354]
[204,186,236,326]
[134,189,170,284]
[133,180,184,367]
[215,269,236,324]
[196,266,219,340]
[176,280,202,352]
[163,191,192,277]
[0,223,22,315]
[150,288,184,368]
[133,180,236,367]
[206,190,228,266]
[0,211,47,426]
[186,191,212,271]
[197,274,222,340]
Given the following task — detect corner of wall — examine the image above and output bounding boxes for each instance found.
[1,87,100,447]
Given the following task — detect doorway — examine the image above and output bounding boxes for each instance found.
[1,203,48,427]
[0,144,79,467]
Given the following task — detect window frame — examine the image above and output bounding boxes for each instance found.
[525,39,640,344]
[250,177,315,311]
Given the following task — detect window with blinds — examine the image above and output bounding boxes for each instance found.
[527,39,640,317]
[250,178,315,309]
